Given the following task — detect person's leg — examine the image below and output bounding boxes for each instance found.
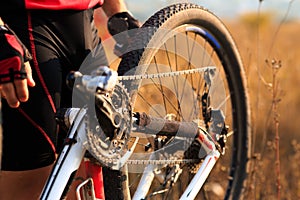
[0,13,61,198]
[0,8,106,199]
[0,165,52,200]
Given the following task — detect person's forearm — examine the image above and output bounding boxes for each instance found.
[101,0,129,18]
[0,18,4,25]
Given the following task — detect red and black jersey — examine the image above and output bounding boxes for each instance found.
[25,0,104,10]
[0,0,104,14]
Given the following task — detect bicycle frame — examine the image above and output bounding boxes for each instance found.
[40,108,88,200]
[180,151,220,200]
[39,105,221,200]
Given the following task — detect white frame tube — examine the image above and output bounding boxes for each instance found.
[180,150,220,200]
[40,108,87,200]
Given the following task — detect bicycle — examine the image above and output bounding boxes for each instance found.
[39,3,251,200]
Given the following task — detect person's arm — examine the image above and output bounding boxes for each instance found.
[0,17,35,108]
[97,0,141,57]
[100,0,129,18]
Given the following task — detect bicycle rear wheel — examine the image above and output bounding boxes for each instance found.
[118,3,251,200]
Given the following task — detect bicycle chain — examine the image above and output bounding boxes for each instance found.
[118,66,215,81]
[86,67,215,168]
[125,158,199,165]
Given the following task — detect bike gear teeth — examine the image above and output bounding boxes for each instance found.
[85,82,132,169]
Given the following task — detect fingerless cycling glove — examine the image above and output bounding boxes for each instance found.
[107,12,140,57]
[0,24,32,83]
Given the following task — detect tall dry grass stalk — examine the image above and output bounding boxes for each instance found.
[267,59,282,200]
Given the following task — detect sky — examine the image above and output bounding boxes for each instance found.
[126,0,300,22]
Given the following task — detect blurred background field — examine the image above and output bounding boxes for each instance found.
[228,13,300,199]
[96,1,300,199]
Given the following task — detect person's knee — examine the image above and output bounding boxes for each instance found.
[0,165,52,200]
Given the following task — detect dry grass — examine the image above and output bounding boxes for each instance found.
[226,13,300,199]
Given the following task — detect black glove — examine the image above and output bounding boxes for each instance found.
[0,24,32,83]
[107,12,140,57]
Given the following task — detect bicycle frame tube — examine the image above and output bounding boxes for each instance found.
[131,154,157,200]
[82,158,105,200]
[40,108,88,200]
[179,130,221,200]
[180,150,220,200]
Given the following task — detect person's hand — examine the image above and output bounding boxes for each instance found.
[0,24,35,108]
[107,12,141,57]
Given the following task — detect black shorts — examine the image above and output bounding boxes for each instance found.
[1,9,108,171]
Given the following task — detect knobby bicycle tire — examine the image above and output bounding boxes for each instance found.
[106,3,251,200]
